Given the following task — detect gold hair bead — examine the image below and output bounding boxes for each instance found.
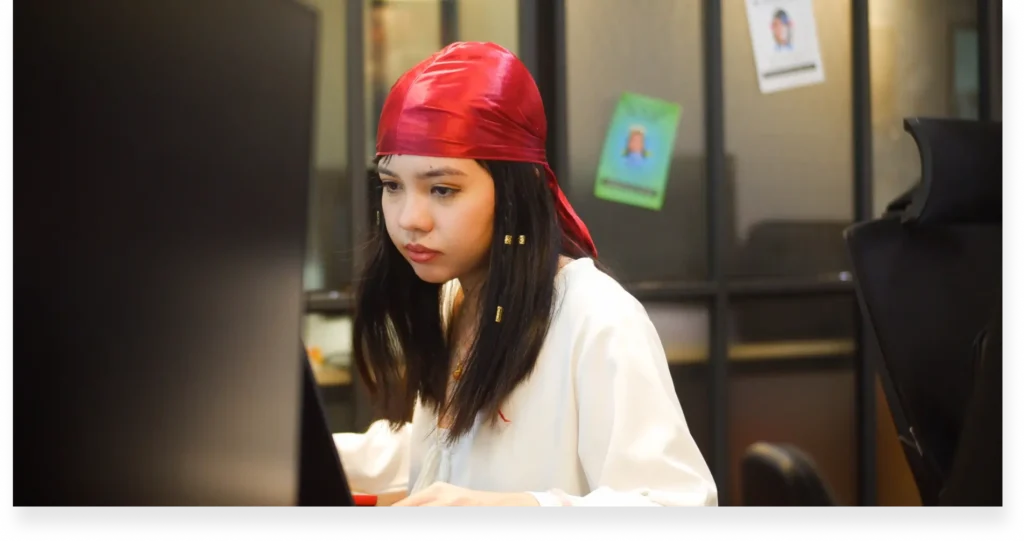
[495,306,503,323]
[504,235,512,245]
[518,235,526,245]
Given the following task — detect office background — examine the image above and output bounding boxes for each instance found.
[295,0,1003,506]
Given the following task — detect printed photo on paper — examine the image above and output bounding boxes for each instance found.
[745,0,826,93]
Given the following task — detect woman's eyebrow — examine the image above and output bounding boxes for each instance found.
[377,166,467,180]
[417,166,467,179]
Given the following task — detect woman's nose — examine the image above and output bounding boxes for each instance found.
[397,193,433,233]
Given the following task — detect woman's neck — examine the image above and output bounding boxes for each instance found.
[456,265,487,315]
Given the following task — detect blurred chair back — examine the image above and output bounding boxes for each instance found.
[844,117,1001,505]
[740,443,835,506]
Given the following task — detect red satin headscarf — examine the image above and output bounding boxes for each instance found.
[376,41,597,257]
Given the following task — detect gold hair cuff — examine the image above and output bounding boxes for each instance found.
[375,210,380,226]
[495,306,503,323]
[518,235,526,245]
[504,235,512,245]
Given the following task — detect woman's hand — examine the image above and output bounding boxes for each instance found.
[392,482,539,507]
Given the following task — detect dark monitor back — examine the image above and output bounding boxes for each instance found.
[15,0,319,505]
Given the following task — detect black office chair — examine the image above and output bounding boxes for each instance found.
[740,442,836,506]
[941,315,1001,505]
[845,117,1001,506]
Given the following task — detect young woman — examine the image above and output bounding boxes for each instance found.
[334,41,716,507]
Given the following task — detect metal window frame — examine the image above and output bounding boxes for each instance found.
[852,0,876,507]
[345,0,373,432]
[518,0,569,190]
[978,0,999,122]
[703,0,731,506]
[440,0,459,46]
[305,276,857,315]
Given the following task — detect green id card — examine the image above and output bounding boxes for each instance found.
[594,92,682,211]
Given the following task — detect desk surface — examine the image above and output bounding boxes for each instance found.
[310,339,856,387]
[665,338,856,365]
[311,363,352,387]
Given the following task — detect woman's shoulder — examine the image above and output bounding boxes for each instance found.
[549,258,668,373]
[553,258,648,328]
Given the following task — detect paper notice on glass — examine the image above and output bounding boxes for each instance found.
[594,92,681,211]
[745,0,825,94]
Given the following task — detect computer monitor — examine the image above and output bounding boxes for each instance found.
[14,0,347,505]
[297,348,355,506]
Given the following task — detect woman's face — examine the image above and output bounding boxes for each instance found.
[772,18,790,44]
[378,155,495,284]
[628,132,645,154]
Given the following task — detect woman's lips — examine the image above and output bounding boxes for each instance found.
[405,244,440,263]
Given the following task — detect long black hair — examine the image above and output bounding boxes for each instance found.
[351,159,593,443]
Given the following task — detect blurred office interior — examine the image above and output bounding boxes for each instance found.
[296,0,1002,506]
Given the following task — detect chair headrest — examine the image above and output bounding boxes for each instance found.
[740,442,836,506]
[901,118,1001,225]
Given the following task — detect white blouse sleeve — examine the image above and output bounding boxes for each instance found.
[530,301,718,507]
[333,419,411,495]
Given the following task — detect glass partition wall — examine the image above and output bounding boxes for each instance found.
[298,0,999,505]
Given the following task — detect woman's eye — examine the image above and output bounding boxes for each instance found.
[432,186,457,197]
[381,181,400,193]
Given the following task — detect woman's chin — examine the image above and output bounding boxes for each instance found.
[408,262,455,284]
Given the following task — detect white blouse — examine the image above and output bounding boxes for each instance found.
[333,258,717,506]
